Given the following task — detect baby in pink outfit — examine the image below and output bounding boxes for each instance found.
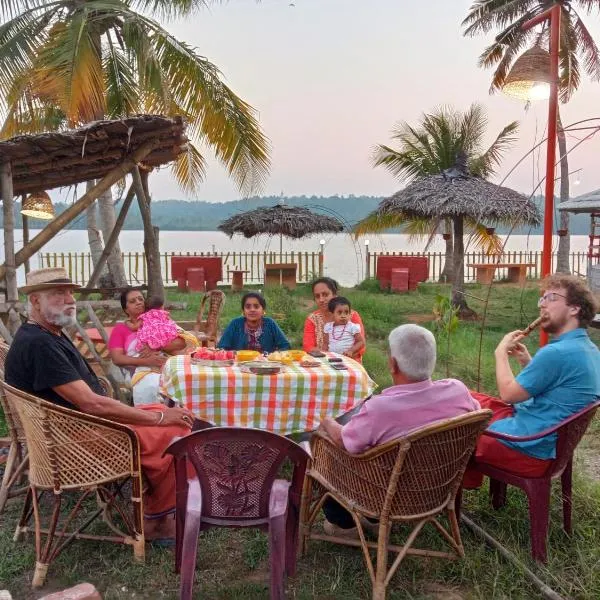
[136,296,179,351]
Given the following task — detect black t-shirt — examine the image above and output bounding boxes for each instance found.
[5,322,105,411]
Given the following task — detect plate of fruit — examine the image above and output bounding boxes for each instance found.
[191,348,236,366]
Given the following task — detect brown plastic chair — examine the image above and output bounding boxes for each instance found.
[300,410,492,600]
[0,341,29,514]
[1,381,145,587]
[462,399,600,563]
[164,427,310,600]
[192,290,226,347]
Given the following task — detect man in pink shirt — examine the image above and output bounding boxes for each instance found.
[319,323,480,534]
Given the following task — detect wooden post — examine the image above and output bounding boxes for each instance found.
[0,138,161,282]
[21,195,30,275]
[1,162,21,334]
[80,182,136,297]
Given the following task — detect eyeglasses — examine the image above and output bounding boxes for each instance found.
[537,292,567,307]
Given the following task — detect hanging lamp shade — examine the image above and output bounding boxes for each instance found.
[21,191,55,220]
[502,46,552,101]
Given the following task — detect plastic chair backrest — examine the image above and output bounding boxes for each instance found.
[549,400,600,477]
[166,427,309,522]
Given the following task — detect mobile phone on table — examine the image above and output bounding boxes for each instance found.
[308,350,326,358]
[328,357,343,363]
[331,363,348,370]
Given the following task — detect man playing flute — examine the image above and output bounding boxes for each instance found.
[464,274,600,486]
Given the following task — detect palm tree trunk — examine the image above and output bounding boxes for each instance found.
[97,187,128,287]
[439,220,454,283]
[556,110,570,274]
[85,182,111,287]
[451,216,475,317]
[133,168,164,299]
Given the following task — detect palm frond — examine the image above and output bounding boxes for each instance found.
[119,10,270,194]
[352,211,411,237]
[470,120,519,178]
[33,11,106,123]
[0,5,58,100]
[171,141,207,194]
[131,0,214,20]
[465,219,503,255]
[463,0,539,35]
[104,32,139,117]
[571,9,600,81]
[558,15,581,103]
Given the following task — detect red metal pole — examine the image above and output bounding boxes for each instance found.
[522,4,561,346]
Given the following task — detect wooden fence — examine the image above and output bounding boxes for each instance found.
[38,249,591,286]
[368,250,591,282]
[38,251,323,286]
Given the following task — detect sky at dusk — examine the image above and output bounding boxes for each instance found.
[118,1,600,202]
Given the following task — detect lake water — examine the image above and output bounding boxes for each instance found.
[1,230,591,288]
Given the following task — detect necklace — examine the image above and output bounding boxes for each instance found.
[331,323,348,340]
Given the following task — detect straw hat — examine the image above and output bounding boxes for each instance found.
[19,267,81,294]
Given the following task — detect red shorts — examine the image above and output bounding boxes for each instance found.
[463,392,551,489]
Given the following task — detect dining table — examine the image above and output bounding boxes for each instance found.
[160,353,376,436]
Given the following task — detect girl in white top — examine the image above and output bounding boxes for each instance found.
[323,297,365,359]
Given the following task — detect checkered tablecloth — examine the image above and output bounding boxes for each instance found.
[160,353,376,435]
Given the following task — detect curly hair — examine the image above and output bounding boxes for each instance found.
[541,274,598,328]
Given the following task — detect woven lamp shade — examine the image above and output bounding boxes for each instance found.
[503,46,552,101]
[21,191,55,220]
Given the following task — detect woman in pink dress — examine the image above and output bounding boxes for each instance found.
[108,288,186,405]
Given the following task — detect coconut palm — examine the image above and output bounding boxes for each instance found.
[359,104,517,285]
[462,0,600,273]
[0,0,270,285]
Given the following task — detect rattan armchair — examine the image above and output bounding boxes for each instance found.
[300,410,492,600]
[0,341,29,514]
[1,382,145,588]
[192,290,226,347]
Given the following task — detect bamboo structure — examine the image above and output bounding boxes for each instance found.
[0,115,188,334]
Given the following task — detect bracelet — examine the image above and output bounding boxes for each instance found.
[155,411,165,426]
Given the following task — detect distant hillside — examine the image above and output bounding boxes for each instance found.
[1,194,593,235]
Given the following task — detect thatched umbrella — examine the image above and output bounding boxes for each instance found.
[363,159,540,314]
[218,203,344,252]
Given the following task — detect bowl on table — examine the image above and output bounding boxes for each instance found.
[240,361,284,375]
[287,349,307,362]
[236,350,261,362]
[267,351,294,365]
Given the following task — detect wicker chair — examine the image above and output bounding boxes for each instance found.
[0,341,29,514]
[192,290,226,347]
[300,410,492,600]
[1,382,145,587]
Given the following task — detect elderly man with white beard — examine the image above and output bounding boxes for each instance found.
[4,268,195,544]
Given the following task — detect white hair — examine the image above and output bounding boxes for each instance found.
[388,324,436,381]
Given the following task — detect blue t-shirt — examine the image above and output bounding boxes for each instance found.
[489,328,600,460]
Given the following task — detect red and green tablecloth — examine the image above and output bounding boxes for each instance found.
[160,353,376,435]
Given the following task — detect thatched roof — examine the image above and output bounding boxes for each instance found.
[558,189,600,214]
[373,172,540,226]
[218,204,344,238]
[0,115,187,195]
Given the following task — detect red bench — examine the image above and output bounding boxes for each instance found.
[171,256,223,292]
[376,256,429,291]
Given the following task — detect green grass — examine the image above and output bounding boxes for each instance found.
[1,281,600,599]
